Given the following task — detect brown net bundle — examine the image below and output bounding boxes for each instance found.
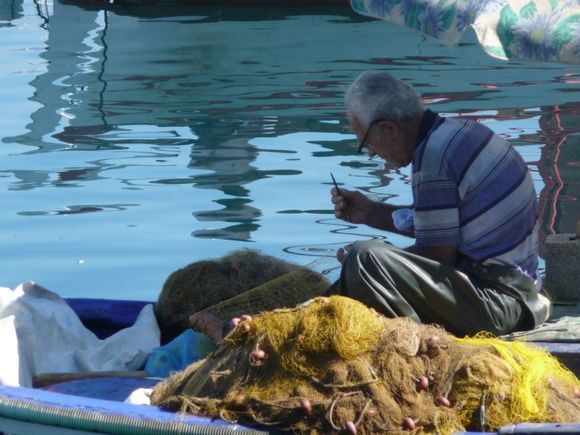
[155,249,300,342]
[151,296,580,434]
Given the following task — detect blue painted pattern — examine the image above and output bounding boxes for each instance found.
[351,0,580,64]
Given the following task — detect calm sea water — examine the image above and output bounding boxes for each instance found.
[1,1,578,300]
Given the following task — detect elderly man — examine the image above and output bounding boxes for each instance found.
[330,70,550,337]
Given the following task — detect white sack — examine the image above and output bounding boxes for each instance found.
[0,281,160,387]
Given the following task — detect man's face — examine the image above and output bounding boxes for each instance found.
[351,116,378,158]
[351,115,406,168]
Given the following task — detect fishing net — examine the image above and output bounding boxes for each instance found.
[155,249,300,342]
[193,267,330,330]
[151,295,580,434]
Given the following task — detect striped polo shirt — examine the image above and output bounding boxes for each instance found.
[411,110,539,279]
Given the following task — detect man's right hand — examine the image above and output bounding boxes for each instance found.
[331,187,370,224]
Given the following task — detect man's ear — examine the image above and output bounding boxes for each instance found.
[379,120,398,139]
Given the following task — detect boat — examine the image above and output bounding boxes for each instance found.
[0,297,269,435]
[0,296,578,435]
[61,0,349,8]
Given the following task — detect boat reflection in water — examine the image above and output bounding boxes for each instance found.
[1,0,578,297]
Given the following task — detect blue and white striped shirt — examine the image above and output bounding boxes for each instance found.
[411,111,539,279]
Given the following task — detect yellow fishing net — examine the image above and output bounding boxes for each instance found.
[453,334,580,429]
[151,296,580,434]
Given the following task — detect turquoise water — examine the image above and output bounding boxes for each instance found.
[1,1,579,299]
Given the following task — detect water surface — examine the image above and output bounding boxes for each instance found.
[1,1,578,299]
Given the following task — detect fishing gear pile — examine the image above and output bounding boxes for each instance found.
[151,296,580,434]
[155,249,300,343]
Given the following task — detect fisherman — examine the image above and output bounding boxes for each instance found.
[330,70,551,337]
[190,70,551,343]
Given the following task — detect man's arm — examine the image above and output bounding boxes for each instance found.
[331,187,414,237]
[364,201,415,237]
[332,187,458,265]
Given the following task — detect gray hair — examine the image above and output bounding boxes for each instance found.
[345,71,424,128]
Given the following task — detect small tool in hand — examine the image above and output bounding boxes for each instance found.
[330,172,352,222]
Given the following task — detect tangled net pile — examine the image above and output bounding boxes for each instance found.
[151,296,580,434]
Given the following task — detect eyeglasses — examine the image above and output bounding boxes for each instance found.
[357,118,387,154]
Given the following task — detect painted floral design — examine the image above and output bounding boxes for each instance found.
[350,0,580,64]
[367,0,400,17]
[512,6,565,60]
[417,2,455,39]
[456,0,502,32]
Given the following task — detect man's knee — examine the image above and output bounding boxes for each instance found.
[346,240,398,266]
[339,240,412,319]
[342,240,404,287]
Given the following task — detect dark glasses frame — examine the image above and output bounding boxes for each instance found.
[357,118,387,154]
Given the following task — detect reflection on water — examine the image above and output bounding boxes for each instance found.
[0,0,24,26]
[534,102,580,255]
[189,136,262,241]
[0,1,578,298]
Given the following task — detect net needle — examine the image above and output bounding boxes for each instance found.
[330,172,352,222]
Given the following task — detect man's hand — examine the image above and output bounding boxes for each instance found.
[336,243,353,265]
[330,185,416,237]
[331,187,371,224]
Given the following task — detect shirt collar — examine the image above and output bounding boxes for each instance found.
[414,108,438,149]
